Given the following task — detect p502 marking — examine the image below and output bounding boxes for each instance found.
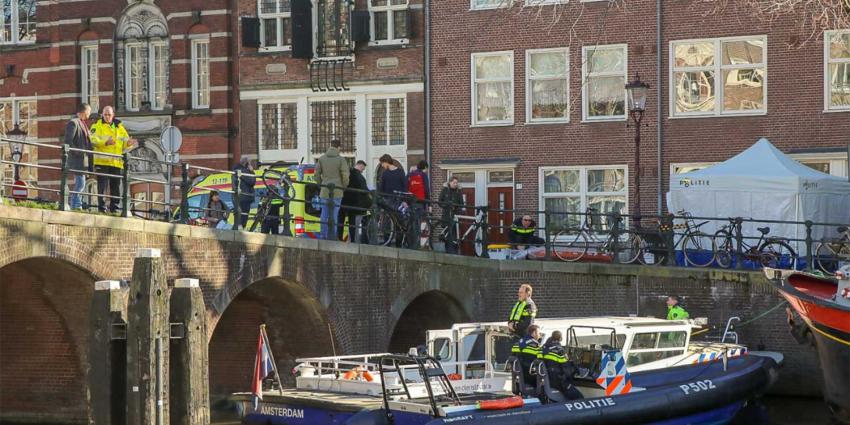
[679,379,716,395]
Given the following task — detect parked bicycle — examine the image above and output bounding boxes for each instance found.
[425,206,488,256]
[814,225,850,273]
[551,208,642,264]
[372,191,420,249]
[713,217,796,269]
[636,210,717,267]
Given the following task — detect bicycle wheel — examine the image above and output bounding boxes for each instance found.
[616,233,642,264]
[262,164,294,201]
[637,235,665,266]
[759,240,796,269]
[473,225,485,257]
[683,232,716,267]
[815,242,839,273]
[373,209,396,246]
[713,230,734,269]
[553,230,588,262]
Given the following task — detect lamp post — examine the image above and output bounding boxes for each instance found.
[626,74,649,224]
[7,123,27,181]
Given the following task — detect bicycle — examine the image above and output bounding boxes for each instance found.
[372,191,420,248]
[713,217,796,269]
[250,166,294,232]
[636,210,718,267]
[552,208,642,264]
[814,225,850,273]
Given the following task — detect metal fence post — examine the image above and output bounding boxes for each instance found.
[180,162,190,224]
[121,153,131,218]
[610,212,621,264]
[544,210,552,260]
[326,183,336,240]
[734,218,744,270]
[368,190,379,245]
[233,170,242,231]
[663,214,675,266]
[805,220,814,272]
[58,145,69,211]
[479,206,490,258]
[446,201,457,252]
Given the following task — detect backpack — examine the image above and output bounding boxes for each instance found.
[408,172,427,200]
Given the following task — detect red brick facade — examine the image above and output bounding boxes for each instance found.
[429,0,850,221]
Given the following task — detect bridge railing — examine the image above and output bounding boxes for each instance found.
[2,136,848,272]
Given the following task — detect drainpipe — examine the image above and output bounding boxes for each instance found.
[424,0,432,181]
[656,0,664,214]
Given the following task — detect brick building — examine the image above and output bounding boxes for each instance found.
[0,0,235,205]
[429,0,850,238]
[234,0,426,183]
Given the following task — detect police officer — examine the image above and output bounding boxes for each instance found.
[509,215,546,249]
[541,331,583,400]
[511,324,542,388]
[666,295,690,320]
[508,283,537,338]
[261,195,284,235]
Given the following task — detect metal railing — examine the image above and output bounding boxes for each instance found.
[2,136,848,273]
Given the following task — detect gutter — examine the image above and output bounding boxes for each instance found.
[656,0,664,214]
[424,0,432,180]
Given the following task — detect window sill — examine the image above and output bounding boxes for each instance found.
[469,5,509,11]
[525,119,570,125]
[667,111,767,119]
[823,108,850,114]
[367,39,410,48]
[580,117,627,123]
[471,122,514,127]
[182,108,213,116]
[258,46,292,54]
[0,41,41,52]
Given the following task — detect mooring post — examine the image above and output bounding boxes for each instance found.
[88,280,128,425]
[126,248,171,425]
[169,278,210,425]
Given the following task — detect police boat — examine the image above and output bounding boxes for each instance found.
[232,316,781,425]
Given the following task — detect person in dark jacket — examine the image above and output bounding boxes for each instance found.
[232,156,256,230]
[511,325,541,389]
[338,160,371,242]
[205,190,228,228]
[541,331,583,400]
[509,215,546,249]
[63,103,92,209]
[438,176,464,254]
[377,154,407,207]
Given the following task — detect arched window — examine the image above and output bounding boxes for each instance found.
[115,3,170,112]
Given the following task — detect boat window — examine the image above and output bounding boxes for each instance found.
[657,331,687,348]
[627,349,685,367]
[491,335,514,371]
[433,338,451,361]
[571,333,627,349]
[460,331,486,362]
[632,332,659,349]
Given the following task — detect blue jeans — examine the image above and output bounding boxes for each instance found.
[320,197,342,240]
[69,174,86,209]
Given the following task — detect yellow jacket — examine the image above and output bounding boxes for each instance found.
[90,118,131,169]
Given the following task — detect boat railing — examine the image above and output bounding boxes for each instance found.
[721,317,741,344]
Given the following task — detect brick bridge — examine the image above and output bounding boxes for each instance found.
[0,205,821,423]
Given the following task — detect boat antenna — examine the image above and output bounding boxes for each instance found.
[328,321,337,358]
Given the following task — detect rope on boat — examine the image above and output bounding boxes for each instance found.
[733,300,789,329]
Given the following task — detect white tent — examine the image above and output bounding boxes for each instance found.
[667,138,850,253]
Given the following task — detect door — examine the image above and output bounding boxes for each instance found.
[427,329,456,374]
[487,186,513,244]
[459,188,477,256]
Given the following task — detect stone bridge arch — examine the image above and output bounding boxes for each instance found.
[0,257,98,424]
[207,276,337,401]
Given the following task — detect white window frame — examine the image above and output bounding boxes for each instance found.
[258,0,292,52]
[258,100,299,152]
[538,165,629,230]
[525,0,567,5]
[124,43,144,112]
[368,0,410,46]
[367,95,408,147]
[0,1,36,45]
[81,45,99,111]
[470,0,511,11]
[148,40,168,111]
[191,39,210,109]
[471,50,514,127]
[669,35,768,118]
[824,30,850,112]
[582,44,628,122]
[526,47,569,124]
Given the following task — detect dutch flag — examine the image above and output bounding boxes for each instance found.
[252,327,275,410]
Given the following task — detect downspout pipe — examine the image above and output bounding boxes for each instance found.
[425,0,432,181]
[656,0,664,215]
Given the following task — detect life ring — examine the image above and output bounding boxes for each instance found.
[476,395,524,410]
[342,368,374,382]
[446,373,462,381]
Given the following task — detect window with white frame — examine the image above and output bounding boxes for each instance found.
[0,98,38,187]
[81,46,99,111]
[826,30,850,111]
[369,0,409,44]
[150,42,168,110]
[191,39,210,109]
[0,0,36,45]
[470,0,507,10]
[472,51,513,125]
[583,45,627,120]
[370,97,406,146]
[541,166,627,230]
[259,0,292,51]
[311,99,356,154]
[527,48,569,122]
[125,44,144,111]
[260,103,297,151]
[671,36,766,117]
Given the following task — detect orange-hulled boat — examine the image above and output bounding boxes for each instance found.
[766,267,850,424]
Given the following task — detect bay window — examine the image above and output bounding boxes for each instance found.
[527,48,569,122]
[472,51,514,125]
[540,166,627,231]
[825,30,850,111]
[582,44,627,120]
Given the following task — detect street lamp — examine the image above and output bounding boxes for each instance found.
[7,123,27,181]
[626,74,650,224]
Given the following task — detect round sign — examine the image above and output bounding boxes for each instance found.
[160,126,183,153]
[11,180,27,200]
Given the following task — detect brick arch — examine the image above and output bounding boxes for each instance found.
[0,257,97,424]
[0,234,107,281]
[207,277,337,400]
[387,290,472,353]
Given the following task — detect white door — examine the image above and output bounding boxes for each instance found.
[427,329,456,373]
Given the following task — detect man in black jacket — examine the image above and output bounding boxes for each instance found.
[231,156,256,230]
[438,177,464,254]
[509,215,546,249]
[63,103,92,209]
[339,160,371,242]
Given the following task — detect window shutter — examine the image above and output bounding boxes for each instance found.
[242,17,261,48]
[351,10,371,43]
[291,0,313,59]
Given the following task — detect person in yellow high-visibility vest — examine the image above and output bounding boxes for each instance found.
[507,283,537,338]
[89,106,134,213]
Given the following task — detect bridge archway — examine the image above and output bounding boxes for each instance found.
[0,258,95,423]
[208,277,336,400]
[388,291,470,353]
